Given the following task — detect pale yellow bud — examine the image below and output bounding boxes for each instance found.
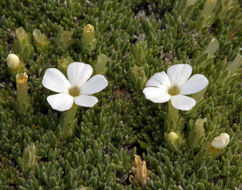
[6,53,20,70]
[168,131,179,141]
[168,131,182,151]
[211,133,230,150]
[16,27,28,41]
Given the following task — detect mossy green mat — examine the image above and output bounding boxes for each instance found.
[0,0,241,189]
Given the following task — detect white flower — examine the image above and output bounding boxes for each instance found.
[42,62,108,111]
[211,133,230,150]
[6,53,20,70]
[143,64,208,110]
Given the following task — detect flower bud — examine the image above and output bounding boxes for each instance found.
[202,0,217,16]
[16,27,28,41]
[168,131,179,141]
[196,0,217,30]
[6,53,20,71]
[14,27,34,62]
[132,40,148,64]
[33,29,49,52]
[95,54,108,74]
[188,118,206,148]
[81,24,97,54]
[168,131,182,151]
[228,53,242,73]
[131,65,147,89]
[17,143,37,174]
[205,38,219,59]
[211,133,230,150]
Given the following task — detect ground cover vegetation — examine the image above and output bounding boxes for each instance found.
[0,0,241,189]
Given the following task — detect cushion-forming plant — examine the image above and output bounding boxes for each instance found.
[0,0,241,189]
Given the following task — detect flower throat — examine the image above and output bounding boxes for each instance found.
[69,86,80,97]
[168,85,180,96]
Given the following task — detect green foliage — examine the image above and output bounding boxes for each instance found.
[56,30,73,52]
[17,143,37,175]
[0,0,241,189]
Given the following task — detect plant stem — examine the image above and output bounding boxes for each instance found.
[168,101,178,129]
[60,103,78,139]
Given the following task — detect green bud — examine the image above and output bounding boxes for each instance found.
[227,53,241,73]
[131,65,147,88]
[188,118,206,149]
[18,143,37,174]
[197,0,217,30]
[167,131,182,151]
[202,0,217,16]
[16,27,28,41]
[95,54,108,74]
[132,40,148,64]
[204,38,219,59]
[181,0,199,18]
[13,27,34,62]
[81,24,97,54]
[56,30,73,51]
[33,29,49,52]
[194,38,219,66]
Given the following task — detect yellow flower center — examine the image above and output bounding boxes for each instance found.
[69,86,80,97]
[168,85,180,96]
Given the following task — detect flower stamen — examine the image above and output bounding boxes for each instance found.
[69,86,80,97]
[168,85,180,96]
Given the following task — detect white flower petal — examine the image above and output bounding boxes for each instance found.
[143,86,171,103]
[146,71,171,88]
[167,64,192,87]
[67,62,93,87]
[211,133,230,150]
[74,95,98,107]
[47,93,73,111]
[180,74,209,95]
[171,94,196,111]
[80,75,108,95]
[42,68,70,93]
